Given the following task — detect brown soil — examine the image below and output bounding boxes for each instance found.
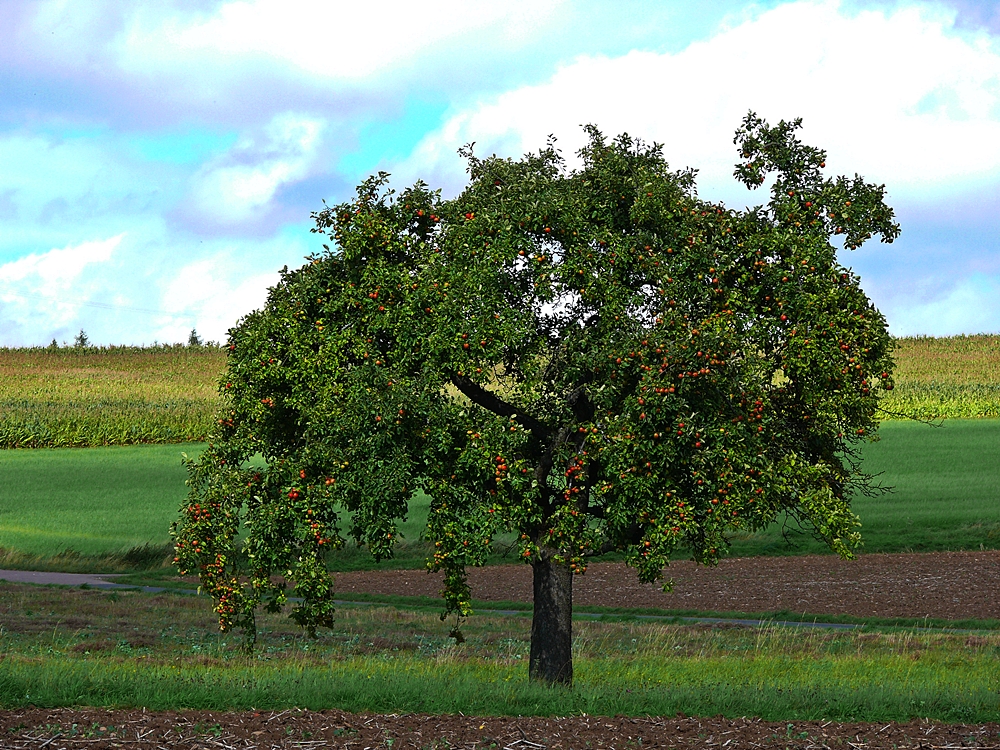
[5,551,999,747]
[334,550,1000,621]
[2,707,1000,749]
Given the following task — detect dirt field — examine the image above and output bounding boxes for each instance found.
[2,706,999,749]
[4,550,1000,747]
[333,550,1000,621]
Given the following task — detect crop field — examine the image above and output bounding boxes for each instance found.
[2,583,1000,721]
[880,335,1000,418]
[2,419,999,573]
[0,345,225,448]
[0,335,997,453]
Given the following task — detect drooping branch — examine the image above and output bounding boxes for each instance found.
[450,374,554,443]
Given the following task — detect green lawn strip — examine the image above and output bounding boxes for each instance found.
[726,418,1000,557]
[3,418,1000,571]
[1,652,996,722]
[0,545,175,574]
[3,584,999,721]
[0,443,203,561]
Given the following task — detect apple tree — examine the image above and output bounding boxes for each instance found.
[172,113,899,685]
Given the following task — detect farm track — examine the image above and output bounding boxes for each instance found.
[4,549,999,621]
[332,550,1000,622]
[2,706,1000,749]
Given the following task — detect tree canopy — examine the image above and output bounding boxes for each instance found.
[172,113,899,684]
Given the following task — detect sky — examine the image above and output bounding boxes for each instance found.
[2,0,1000,346]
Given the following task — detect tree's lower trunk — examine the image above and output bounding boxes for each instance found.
[529,551,573,685]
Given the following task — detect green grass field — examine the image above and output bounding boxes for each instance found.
[2,419,999,572]
[728,418,1000,557]
[0,443,199,570]
[2,583,999,721]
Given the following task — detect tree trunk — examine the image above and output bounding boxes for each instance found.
[529,551,573,685]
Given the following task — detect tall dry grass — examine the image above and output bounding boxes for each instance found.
[0,345,225,448]
[882,335,1000,419]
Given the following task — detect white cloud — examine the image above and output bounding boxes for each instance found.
[0,229,303,346]
[0,234,121,291]
[398,1,1000,206]
[881,273,1000,336]
[158,256,280,343]
[190,113,324,223]
[0,234,124,342]
[126,0,562,81]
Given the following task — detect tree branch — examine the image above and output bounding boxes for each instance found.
[567,384,595,423]
[450,374,554,443]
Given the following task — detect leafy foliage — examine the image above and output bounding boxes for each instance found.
[173,113,899,644]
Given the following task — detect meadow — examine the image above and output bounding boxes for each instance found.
[0,345,225,448]
[1,418,998,573]
[727,418,1000,557]
[0,443,197,571]
[2,582,1000,721]
[3,335,1000,725]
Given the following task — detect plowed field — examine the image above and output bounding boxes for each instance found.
[333,550,1000,621]
[2,707,999,749]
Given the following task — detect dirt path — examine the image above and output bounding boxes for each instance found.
[4,550,999,621]
[333,550,1000,621]
[2,707,999,749]
[0,569,125,587]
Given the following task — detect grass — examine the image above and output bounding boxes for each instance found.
[1,582,999,720]
[726,418,1000,557]
[0,443,201,570]
[0,441,512,573]
[0,345,225,448]
[2,419,1000,572]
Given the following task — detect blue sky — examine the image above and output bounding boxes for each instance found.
[2,0,1000,345]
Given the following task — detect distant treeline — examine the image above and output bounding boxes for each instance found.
[14,326,224,352]
[4,343,225,353]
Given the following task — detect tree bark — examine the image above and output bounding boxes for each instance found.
[529,551,573,685]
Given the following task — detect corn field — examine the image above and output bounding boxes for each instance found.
[0,335,997,449]
[0,345,226,448]
[882,335,1000,419]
